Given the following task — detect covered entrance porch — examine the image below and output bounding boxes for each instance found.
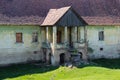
[41,6,88,65]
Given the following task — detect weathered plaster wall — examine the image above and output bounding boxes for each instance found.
[0,25,42,65]
[87,26,120,59]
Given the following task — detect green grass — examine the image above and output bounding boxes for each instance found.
[1,59,120,80]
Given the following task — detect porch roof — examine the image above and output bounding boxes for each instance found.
[41,6,88,27]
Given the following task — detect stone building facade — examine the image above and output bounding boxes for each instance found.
[87,26,120,59]
[0,6,120,66]
[41,6,88,65]
[0,6,88,66]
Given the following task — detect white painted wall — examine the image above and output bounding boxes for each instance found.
[0,25,43,65]
[1,25,120,65]
[86,26,120,59]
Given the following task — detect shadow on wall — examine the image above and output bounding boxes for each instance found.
[0,63,58,80]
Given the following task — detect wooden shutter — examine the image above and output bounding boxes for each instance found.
[16,33,22,42]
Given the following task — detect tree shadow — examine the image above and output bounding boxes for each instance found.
[78,58,120,69]
[0,63,59,80]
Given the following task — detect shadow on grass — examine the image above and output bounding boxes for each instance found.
[78,58,120,69]
[0,63,58,80]
[1,58,120,80]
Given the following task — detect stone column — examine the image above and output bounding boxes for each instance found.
[84,26,87,43]
[64,27,68,43]
[52,26,59,66]
[83,26,88,61]
[78,27,80,42]
[74,27,77,42]
[41,27,45,42]
[46,27,49,42]
[41,27,46,61]
[80,27,84,41]
[53,26,57,51]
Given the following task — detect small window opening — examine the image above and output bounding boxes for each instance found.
[100,48,103,51]
[16,33,23,43]
[99,31,104,41]
[32,32,38,42]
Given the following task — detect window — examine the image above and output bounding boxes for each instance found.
[99,31,104,41]
[32,32,38,42]
[100,48,103,51]
[16,33,23,43]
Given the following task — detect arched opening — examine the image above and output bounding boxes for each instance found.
[60,53,65,64]
[48,53,52,64]
[78,52,83,59]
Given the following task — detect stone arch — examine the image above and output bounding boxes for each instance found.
[78,52,83,59]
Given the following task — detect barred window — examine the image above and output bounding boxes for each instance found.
[32,32,38,42]
[16,33,23,43]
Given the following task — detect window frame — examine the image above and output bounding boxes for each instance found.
[32,32,38,43]
[16,33,23,43]
[98,31,104,41]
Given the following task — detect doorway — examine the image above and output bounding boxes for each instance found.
[60,53,65,64]
[43,48,47,63]
[48,53,52,64]
[78,52,83,59]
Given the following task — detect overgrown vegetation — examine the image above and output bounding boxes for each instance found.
[1,59,120,80]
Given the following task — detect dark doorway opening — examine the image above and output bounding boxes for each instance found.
[60,53,65,64]
[49,53,52,64]
[78,52,83,59]
[43,48,47,63]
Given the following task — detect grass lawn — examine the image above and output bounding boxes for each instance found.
[1,59,120,80]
